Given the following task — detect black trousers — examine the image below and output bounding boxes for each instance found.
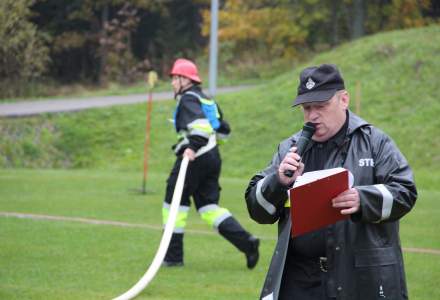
[163,147,253,263]
[164,147,221,209]
[279,266,335,300]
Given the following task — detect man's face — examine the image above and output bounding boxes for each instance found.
[171,75,192,94]
[301,91,349,142]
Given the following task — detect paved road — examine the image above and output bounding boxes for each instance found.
[0,85,252,117]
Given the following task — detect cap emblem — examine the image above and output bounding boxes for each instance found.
[306,78,315,90]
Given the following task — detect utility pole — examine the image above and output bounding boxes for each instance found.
[208,0,219,97]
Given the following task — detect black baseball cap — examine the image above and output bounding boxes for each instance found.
[293,64,345,106]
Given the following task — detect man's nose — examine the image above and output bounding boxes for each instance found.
[308,109,319,121]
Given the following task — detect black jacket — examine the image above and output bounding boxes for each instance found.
[173,86,212,155]
[245,111,417,300]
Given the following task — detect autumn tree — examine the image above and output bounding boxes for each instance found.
[2,0,437,96]
[99,4,152,84]
[0,0,50,98]
[202,0,437,66]
[202,0,322,63]
[30,0,208,84]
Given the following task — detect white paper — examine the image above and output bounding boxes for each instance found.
[293,167,354,189]
[261,293,274,300]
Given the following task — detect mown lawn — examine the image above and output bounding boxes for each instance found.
[0,169,439,299]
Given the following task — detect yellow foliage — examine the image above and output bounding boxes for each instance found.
[387,0,431,29]
[53,32,87,52]
[202,0,434,63]
[202,0,309,60]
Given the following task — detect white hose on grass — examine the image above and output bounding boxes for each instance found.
[113,156,190,300]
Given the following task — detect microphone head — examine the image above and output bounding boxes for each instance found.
[302,122,316,137]
[283,122,316,178]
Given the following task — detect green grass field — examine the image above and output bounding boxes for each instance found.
[0,169,439,299]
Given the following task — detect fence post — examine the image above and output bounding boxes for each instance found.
[142,71,158,194]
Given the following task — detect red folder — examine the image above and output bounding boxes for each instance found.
[289,168,352,237]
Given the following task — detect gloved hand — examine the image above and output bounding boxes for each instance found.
[217,120,231,135]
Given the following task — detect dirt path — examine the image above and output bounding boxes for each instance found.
[0,85,252,117]
[2,211,439,255]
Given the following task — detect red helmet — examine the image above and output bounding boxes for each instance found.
[170,58,202,83]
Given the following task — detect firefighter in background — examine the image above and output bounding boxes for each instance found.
[162,58,260,269]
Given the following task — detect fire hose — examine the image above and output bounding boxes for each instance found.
[113,156,190,300]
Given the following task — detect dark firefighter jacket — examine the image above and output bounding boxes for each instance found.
[173,86,215,156]
[173,85,230,157]
[245,111,417,300]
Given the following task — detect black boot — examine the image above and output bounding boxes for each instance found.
[218,216,260,269]
[245,236,260,269]
[163,233,184,267]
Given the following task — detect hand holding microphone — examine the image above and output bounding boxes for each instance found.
[281,122,316,179]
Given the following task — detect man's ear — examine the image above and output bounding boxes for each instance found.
[340,90,350,109]
[182,77,193,88]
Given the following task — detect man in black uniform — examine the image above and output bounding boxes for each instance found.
[245,64,417,299]
[162,58,259,269]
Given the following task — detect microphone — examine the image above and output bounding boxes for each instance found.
[284,122,316,177]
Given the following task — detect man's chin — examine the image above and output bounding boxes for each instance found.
[312,132,327,142]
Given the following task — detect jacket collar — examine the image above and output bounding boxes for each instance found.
[180,84,201,94]
[346,110,370,136]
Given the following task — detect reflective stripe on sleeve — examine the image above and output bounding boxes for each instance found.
[187,119,213,137]
[374,184,393,222]
[191,129,211,139]
[256,177,276,215]
[174,136,189,154]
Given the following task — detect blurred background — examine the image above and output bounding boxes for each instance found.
[1,0,439,99]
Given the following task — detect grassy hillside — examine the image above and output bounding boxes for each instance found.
[1,25,439,179]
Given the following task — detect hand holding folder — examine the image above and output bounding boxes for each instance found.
[289,167,354,237]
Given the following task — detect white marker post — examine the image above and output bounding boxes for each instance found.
[113,156,190,300]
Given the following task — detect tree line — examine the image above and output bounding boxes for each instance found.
[1,0,438,98]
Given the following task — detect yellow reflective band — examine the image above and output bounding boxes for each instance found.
[191,124,213,133]
[162,207,189,229]
[200,207,230,227]
[284,198,290,207]
[188,119,214,135]
[199,98,215,105]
